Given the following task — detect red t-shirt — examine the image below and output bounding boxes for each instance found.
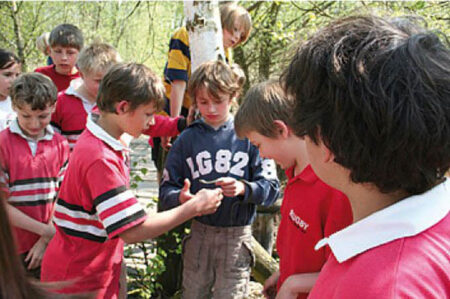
[41,116,147,298]
[0,121,69,253]
[309,179,450,298]
[276,165,352,298]
[35,65,79,92]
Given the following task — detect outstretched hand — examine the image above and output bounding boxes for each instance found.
[215,177,246,197]
[191,188,223,216]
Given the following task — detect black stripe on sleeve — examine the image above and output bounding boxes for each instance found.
[93,185,128,208]
[10,177,57,187]
[60,227,107,243]
[57,198,96,215]
[105,209,146,236]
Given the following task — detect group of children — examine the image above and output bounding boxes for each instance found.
[0,6,448,299]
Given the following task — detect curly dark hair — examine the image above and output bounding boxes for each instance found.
[282,15,450,195]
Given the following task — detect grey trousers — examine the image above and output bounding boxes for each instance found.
[182,220,255,299]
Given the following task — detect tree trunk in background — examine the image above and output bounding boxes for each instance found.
[184,0,224,72]
[9,1,26,70]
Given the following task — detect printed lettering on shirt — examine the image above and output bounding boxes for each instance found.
[289,209,309,233]
[186,150,250,179]
[261,159,277,180]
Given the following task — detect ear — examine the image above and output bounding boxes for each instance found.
[50,104,56,114]
[273,120,290,139]
[319,139,335,163]
[115,100,130,115]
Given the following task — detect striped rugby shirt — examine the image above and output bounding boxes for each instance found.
[51,78,96,150]
[0,119,69,254]
[41,114,147,297]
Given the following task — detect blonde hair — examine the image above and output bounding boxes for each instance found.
[188,60,242,104]
[36,32,50,55]
[234,80,293,138]
[220,3,252,45]
[76,43,121,75]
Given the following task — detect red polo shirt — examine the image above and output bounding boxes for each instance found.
[276,165,352,298]
[35,65,79,92]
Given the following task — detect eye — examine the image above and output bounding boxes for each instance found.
[39,115,49,119]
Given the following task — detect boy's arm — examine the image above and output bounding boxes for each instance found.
[6,204,55,240]
[276,272,319,299]
[120,187,222,243]
[241,148,280,206]
[170,80,187,117]
[159,139,189,210]
[142,114,187,138]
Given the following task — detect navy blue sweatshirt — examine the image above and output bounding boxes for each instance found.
[159,117,280,227]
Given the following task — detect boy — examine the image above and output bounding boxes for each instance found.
[41,63,223,298]
[35,24,83,91]
[283,15,450,297]
[51,42,120,149]
[234,81,352,299]
[0,73,70,278]
[159,61,280,299]
[152,2,252,176]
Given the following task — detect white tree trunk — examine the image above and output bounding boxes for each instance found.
[184,0,225,73]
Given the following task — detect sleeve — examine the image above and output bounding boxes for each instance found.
[158,137,188,210]
[142,115,186,138]
[86,160,147,239]
[241,146,280,207]
[0,147,10,197]
[164,28,190,83]
[56,137,70,189]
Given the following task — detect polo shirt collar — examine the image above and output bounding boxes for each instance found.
[9,118,54,141]
[86,114,129,152]
[315,179,450,263]
[65,78,96,112]
[286,164,318,185]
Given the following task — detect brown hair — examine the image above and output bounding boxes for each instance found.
[220,3,252,45]
[96,63,165,113]
[49,24,84,50]
[188,60,242,104]
[235,80,293,138]
[77,43,121,75]
[0,49,20,70]
[11,73,57,110]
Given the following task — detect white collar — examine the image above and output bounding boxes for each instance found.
[86,113,129,152]
[315,179,450,263]
[9,118,54,142]
[65,78,96,112]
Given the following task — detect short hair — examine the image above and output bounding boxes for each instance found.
[235,80,293,139]
[49,24,84,50]
[77,43,121,75]
[11,73,57,110]
[36,32,50,55]
[230,63,246,90]
[188,60,242,103]
[282,15,450,195]
[0,49,20,70]
[97,63,165,113]
[220,3,252,45]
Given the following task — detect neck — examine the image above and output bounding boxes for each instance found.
[344,183,408,222]
[294,157,308,176]
[96,114,123,139]
[76,84,96,104]
[0,95,7,102]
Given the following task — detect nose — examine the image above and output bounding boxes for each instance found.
[30,117,40,129]
[148,115,155,126]
[208,104,216,113]
[233,30,240,41]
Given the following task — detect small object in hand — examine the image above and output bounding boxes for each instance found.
[199,178,221,184]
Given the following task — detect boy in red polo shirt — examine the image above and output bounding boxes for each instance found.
[41,63,223,298]
[0,73,70,278]
[234,81,352,299]
[35,24,83,91]
[283,15,450,297]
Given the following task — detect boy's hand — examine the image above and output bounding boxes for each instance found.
[276,276,298,299]
[191,188,223,216]
[263,270,279,299]
[161,136,172,150]
[25,236,49,270]
[179,179,194,204]
[215,177,246,197]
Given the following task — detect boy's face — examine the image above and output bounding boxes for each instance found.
[14,103,54,140]
[246,130,297,170]
[223,20,244,49]
[81,70,105,100]
[124,101,157,138]
[0,62,21,101]
[196,86,232,128]
[50,46,79,75]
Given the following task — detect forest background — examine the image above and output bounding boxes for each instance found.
[1,1,449,95]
